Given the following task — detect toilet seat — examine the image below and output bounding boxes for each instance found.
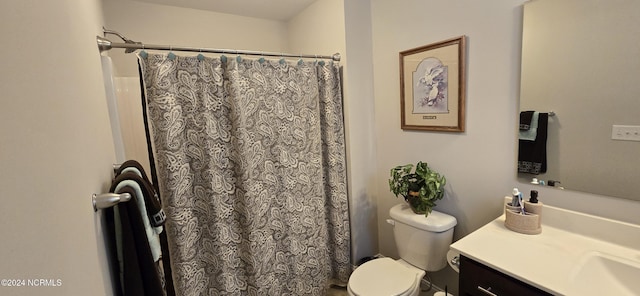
[348,258,422,296]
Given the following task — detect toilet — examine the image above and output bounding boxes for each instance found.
[347,203,457,296]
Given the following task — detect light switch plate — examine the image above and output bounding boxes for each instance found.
[611,125,640,142]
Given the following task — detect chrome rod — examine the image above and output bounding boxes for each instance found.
[92,193,132,211]
[96,36,340,61]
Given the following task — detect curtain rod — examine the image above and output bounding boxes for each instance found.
[97,29,340,61]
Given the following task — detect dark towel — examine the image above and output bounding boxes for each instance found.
[105,173,166,296]
[115,160,175,296]
[116,160,154,191]
[519,111,535,130]
[518,112,548,174]
[115,160,166,227]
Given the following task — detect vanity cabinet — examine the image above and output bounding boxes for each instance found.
[459,255,552,296]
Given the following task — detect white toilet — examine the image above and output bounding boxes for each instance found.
[347,203,457,296]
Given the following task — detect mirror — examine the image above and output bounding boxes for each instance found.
[517,0,640,201]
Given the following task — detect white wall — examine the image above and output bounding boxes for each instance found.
[102,0,290,76]
[371,0,528,253]
[341,0,379,264]
[112,77,152,172]
[287,0,345,56]
[0,1,116,295]
[368,0,640,292]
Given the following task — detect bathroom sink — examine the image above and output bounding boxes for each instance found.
[451,203,640,295]
[569,252,640,295]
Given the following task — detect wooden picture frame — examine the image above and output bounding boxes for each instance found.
[399,36,466,132]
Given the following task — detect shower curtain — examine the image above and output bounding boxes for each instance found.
[138,52,351,295]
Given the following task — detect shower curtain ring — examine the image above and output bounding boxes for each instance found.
[168,46,176,60]
[197,48,205,61]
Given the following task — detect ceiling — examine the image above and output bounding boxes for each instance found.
[132,0,318,21]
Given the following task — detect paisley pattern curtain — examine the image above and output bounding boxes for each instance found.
[138,53,350,296]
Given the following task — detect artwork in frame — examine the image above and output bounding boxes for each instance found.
[399,36,466,132]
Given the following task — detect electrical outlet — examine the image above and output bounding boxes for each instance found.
[611,125,640,142]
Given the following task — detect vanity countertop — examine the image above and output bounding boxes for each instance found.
[450,202,640,295]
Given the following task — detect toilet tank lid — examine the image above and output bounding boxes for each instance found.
[390,204,457,232]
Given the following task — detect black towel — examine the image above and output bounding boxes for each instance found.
[105,173,166,296]
[519,111,535,130]
[116,159,175,296]
[518,112,548,174]
[115,160,166,227]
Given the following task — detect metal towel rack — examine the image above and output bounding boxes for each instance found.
[92,163,129,211]
[93,193,131,212]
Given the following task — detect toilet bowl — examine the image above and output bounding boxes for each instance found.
[347,257,424,296]
[347,204,457,296]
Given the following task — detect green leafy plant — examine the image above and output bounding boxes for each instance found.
[388,161,446,216]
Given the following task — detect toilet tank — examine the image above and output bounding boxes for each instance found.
[389,204,457,271]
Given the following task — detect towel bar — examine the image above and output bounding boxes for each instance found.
[113,163,122,175]
[93,193,131,211]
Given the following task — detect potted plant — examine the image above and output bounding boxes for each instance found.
[388,161,446,216]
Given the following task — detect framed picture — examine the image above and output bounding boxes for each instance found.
[399,36,466,132]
